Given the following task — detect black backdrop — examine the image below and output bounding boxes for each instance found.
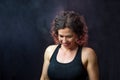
[0,0,120,80]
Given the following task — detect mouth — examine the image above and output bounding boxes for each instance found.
[62,43,70,46]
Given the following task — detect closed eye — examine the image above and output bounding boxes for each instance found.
[66,35,72,38]
[59,35,63,38]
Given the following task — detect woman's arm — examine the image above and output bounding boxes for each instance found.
[40,47,50,80]
[40,45,58,80]
[86,48,99,80]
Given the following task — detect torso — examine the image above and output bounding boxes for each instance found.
[48,44,87,69]
[47,44,88,80]
[56,45,79,64]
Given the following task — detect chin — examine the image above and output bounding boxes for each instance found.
[63,44,71,48]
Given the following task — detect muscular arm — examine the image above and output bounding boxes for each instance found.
[86,48,99,80]
[40,46,51,80]
[40,45,57,80]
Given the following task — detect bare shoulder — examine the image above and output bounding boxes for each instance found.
[45,44,58,53]
[45,44,58,60]
[82,47,97,62]
[82,47,99,80]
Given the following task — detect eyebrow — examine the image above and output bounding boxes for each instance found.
[58,34,73,37]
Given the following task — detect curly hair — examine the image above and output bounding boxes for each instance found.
[51,11,88,46]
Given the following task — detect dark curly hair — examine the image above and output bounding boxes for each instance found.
[51,11,88,46]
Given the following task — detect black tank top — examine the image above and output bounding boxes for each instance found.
[48,45,88,80]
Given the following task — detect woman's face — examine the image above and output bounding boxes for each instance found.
[58,27,78,49]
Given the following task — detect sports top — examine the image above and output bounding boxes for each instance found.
[48,44,88,80]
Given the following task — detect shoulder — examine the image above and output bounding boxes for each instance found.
[45,44,58,53]
[44,44,58,60]
[81,47,99,80]
[82,47,96,57]
[81,47,97,64]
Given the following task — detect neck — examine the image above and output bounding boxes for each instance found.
[61,44,79,51]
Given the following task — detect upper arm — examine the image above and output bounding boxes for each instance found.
[86,48,99,80]
[40,47,50,80]
[40,45,58,80]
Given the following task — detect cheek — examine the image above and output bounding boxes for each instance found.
[67,38,75,43]
[71,38,78,43]
[58,36,61,40]
[58,37,62,43]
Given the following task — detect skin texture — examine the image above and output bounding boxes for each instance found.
[40,28,99,80]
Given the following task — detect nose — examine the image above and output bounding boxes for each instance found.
[62,37,67,43]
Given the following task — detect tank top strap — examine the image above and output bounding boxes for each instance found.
[73,45,84,66]
[50,44,61,62]
[75,46,88,75]
[75,45,82,60]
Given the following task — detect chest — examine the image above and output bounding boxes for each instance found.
[48,55,87,80]
[48,53,87,80]
[56,50,77,63]
[48,45,88,80]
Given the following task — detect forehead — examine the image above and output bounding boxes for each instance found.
[58,28,75,35]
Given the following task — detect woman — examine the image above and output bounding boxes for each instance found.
[40,11,99,80]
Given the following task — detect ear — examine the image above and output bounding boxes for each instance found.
[75,35,82,44]
[75,38,80,43]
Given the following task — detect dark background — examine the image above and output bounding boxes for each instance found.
[0,0,120,80]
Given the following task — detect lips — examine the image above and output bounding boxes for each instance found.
[62,43,70,46]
